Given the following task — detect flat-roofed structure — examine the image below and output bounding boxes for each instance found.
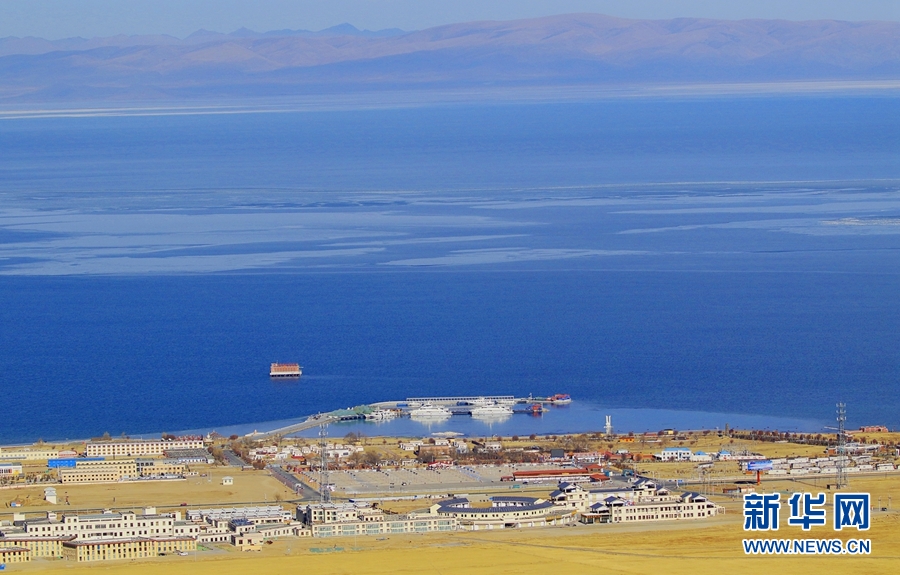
[655,447,693,461]
[0,448,59,461]
[59,467,127,484]
[163,448,214,464]
[511,465,606,484]
[187,506,292,525]
[22,510,178,540]
[0,536,70,558]
[16,509,200,557]
[48,457,104,469]
[232,531,264,551]
[298,502,457,537]
[0,463,23,476]
[135,459,186,477]
[61,536,195,562]
[85,438,204,458]
[58,460,138,483]
[0,546,30,563]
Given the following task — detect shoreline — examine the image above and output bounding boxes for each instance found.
[177,401,825,442]
[0,401,827,447]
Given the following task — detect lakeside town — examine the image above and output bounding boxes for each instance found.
[1,418,898,566]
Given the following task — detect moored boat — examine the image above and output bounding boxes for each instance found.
[471,402,513,418]
[365,409,399,421]
[409,404,452,419]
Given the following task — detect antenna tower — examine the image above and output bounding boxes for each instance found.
[835,403,847,489]
[318,423,331,503]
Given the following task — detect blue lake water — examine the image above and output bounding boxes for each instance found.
[0,95,899,443]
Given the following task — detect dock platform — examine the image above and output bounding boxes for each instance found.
[250,393,570,438]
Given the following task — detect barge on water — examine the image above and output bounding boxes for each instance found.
[270,362,302,378]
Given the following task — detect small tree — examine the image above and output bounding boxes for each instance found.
[347,451,365,468]
[363,450,381,466]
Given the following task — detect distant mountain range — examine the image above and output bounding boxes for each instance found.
[1,13,899,105]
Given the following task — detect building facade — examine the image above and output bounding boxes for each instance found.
[581,492,723,524]
[299,502,457,537]
[85,439,204,458]
[0,546,30,563]
[0,537,68,558]
[0,463,23,477]
[0,448,59,461]
[20,510,191,540]
[428,496,576,530]
[58,460,138,483]
[135,459,187,477]
[61,536,195,562]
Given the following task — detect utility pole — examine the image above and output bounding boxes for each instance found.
[835,403,847,489]
[319,423,330,503]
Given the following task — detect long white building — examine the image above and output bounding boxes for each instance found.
[581,492,722,523]
[85,438,205,458]
[549,479,723,524]
[18,509,198,540]
[298,502,457,537]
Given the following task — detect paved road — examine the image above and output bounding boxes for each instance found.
[268,465,306,492]
[222,450,246,467]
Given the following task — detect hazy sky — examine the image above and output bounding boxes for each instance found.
[3,0,900,39]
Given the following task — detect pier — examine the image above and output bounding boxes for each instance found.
[249,393,570,439]
[371,394,568,408]
[249,415,338,440]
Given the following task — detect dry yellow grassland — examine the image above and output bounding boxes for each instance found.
[14,503,900,575]
[2,467,294,513]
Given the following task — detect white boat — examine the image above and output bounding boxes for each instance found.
[468,396,515,407]
[409,404,452,419]
[364,409,398,421]
[471,402,513,418]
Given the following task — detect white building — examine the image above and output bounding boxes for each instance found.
[429,495,575,530]
[0,448,59,461]
[86,438,204,458]
[187,506,292,525]
[549,478,666,510]
[0,463,23,477]
[20,510,198,541]
[581,492,723,524]
[298,502,456,537]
